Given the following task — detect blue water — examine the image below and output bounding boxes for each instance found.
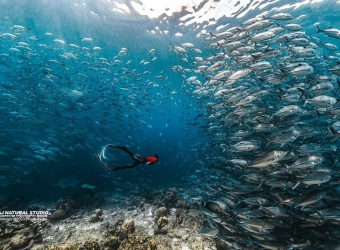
[0,0,339,204]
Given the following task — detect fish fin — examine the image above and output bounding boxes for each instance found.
[292,182,300,190]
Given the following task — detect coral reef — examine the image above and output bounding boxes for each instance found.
[46,241,101,250]
[0,220,47,250]
[0,188,216,250]
[118,233,156,250]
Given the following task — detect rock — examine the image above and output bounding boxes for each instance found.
[10,231,30,248]
[48,209,66,220]
[131,210,138,217]
[70,215,79,220]
[95,209,102,216]
[162,190,178,207]
[119,219,135,240]
[182,234,189,240]
[174,230,182,238]
[104,236,120,250]
[154,217,172,235]
[89,209,103,223]
[155,207,167,219]
[82,241,102,250]
[88,214,101,223]
[6,227,36,250]
[156,216,168,227]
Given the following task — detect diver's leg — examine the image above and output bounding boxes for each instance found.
[115,146,135,158]
[106,145,133,155]
[111,162,140,171]
[102,144,135,159]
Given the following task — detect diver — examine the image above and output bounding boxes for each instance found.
[95,145,159,172]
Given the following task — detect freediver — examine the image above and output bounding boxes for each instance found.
[95,145,159,171]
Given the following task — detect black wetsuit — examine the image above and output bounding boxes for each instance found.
[95,145,159,172]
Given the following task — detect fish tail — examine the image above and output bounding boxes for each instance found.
[234,200,242,207]
[316,25,322,34]
[209,32,217,38]
[256,200,263,210]
[315,109,322,120]
[297,87,307,100]
[278,88,285,94]
[234,57,240,66]
[283,163,290,175]
[263,136,271,149]
[330,126,339,135]
[257,178,263,189]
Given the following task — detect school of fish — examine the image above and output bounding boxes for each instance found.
[0,24,192,190]
[171,12,340,250]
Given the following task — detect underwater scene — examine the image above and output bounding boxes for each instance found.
[1,0,340,249]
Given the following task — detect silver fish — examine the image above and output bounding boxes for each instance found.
[247,151,287,168]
